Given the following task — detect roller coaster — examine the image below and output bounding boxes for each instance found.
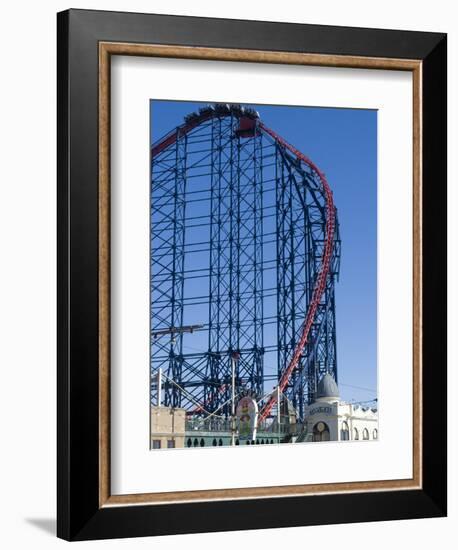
[150,103,341,427]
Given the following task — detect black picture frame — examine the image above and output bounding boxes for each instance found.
[57,8,447,541]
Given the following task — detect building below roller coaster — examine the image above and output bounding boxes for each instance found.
[150,374,378,449]
[149,103,377,450]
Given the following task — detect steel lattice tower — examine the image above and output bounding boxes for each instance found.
[151,104,340,422]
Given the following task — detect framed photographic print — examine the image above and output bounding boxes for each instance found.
[57,9,447,541]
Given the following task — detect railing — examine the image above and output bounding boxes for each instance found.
[257,421,306,435]
[186,418,232,433]
[186,417,306,437]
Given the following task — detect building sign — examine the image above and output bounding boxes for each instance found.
[309,406,332,416]
[236,396,258,441]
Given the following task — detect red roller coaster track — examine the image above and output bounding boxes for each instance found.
[256,122,335,423]
[151,106,335,425]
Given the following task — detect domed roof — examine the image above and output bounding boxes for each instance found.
[316,373,340,400]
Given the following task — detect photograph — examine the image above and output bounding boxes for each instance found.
[49,5,446,542]
[0,0,450,544]
[149,100,378,449]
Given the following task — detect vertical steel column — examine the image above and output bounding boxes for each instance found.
[276,147,293,405]
[204,116,235,413]
[207,117,222,411]
[164,132,187,407]
[252,124,264,397]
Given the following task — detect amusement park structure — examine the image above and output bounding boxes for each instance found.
[150,103,341,435]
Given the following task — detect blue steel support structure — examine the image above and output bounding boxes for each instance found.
[151,104,340,422]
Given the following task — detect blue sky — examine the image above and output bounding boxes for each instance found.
[150,100,377,404]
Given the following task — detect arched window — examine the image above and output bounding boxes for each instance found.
[212,438,217,446]
[373,429,378,440]
[363,428,369,440]
[193,438,199,447]
[313,421,330,442]
[218,438,223,446]
[354,428,359,440]
[340,421,350,441]
[187,438,192,448]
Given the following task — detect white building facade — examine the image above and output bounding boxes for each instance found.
[302,374,378,442]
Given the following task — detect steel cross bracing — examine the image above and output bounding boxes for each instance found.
[150,104,340,422]
[273,146,341,418]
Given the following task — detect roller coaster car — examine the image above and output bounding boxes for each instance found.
[244,107,260,119]
[214,103,231,115]
[184,112,199,124]
[198,106,215,116]
[231,104,243,116]
[235,116,258,138]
